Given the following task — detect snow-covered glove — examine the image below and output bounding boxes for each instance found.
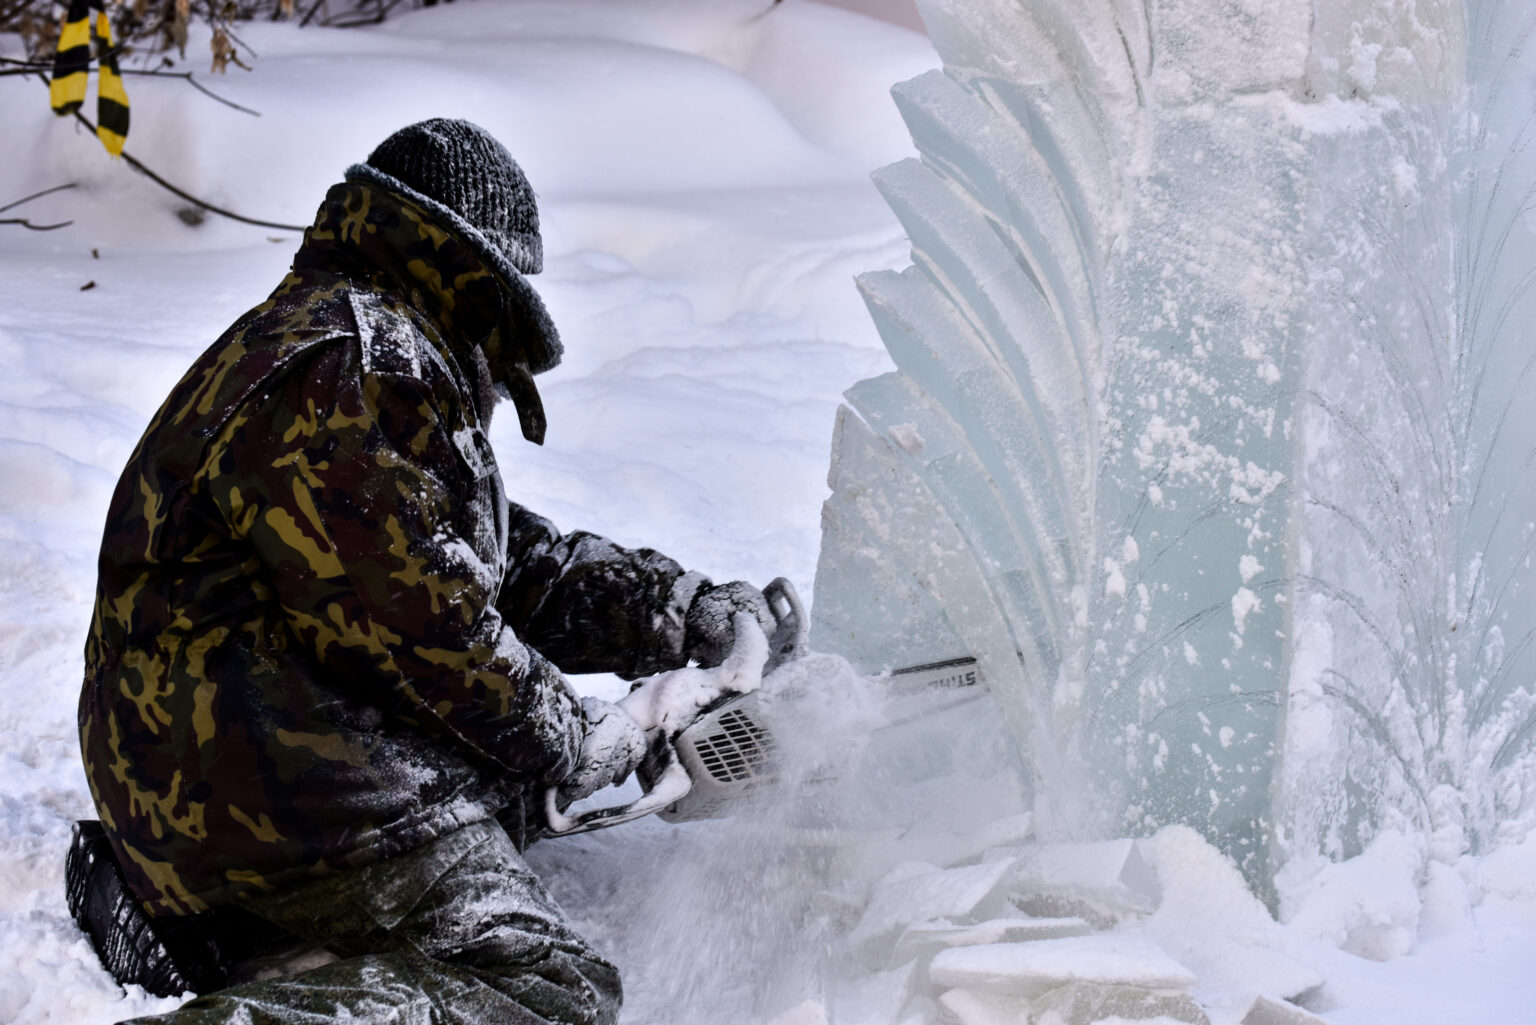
[685,580,777,669]
[559,696,648,803]
[622,612,769,740]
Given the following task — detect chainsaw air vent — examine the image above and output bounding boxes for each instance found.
[693,708,775,782]
[660,693,780,822]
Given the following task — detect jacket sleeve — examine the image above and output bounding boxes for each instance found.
[211,343,586,784]
[496,504,710,679]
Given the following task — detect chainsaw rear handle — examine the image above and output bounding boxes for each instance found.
[542,736,694,837]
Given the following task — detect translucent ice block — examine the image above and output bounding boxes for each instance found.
[813,0,1536,887]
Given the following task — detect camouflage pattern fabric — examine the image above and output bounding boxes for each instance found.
[81,179,703,917]
[120,819,622,1025]
[500,503,708,679]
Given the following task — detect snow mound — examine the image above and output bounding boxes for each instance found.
[1279,830,1423,962]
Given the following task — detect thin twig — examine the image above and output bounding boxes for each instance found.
[121,67,262,115]
[179,71,259,114]
[0,215,74,230]
[0,181,78,214]
[3,53,260,114]
[325,0,399,27]
[34,71,305,232]
[299,0,327,29]
[217,20,258,59]
[2,42,130,66]
[748,0,783,22]
[112,140,305,230]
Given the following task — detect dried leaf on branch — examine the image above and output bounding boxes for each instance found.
[169,0,189,55]
[208,27,247,72]
[5,0,397,64]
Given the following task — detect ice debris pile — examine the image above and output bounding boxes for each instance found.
[811,0,1536,888]
[798,822,1330,1025]
[615,668,1338,1025]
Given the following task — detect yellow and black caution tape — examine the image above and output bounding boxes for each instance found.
[49,0,129,156]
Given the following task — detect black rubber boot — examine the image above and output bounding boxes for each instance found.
[65,821,256,997]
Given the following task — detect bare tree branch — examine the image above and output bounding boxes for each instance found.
[3,52,262,114]
[1,215,74,230]
[33,72,304,232]
[0,182,78,213]
[131,67,264,114]
[1,182,78,230]
[298,0,327,29]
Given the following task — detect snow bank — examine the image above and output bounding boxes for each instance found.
[1141,826,1322,1012]
[1280,830,1423,962]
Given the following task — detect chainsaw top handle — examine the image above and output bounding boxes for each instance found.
[763,577,808,671]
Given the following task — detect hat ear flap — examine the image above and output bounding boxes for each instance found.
[500,267,563,375]
[481,296,551,445]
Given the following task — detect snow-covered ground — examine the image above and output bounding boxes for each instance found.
[2,2,1535,1023]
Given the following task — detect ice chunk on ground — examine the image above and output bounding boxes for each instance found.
[884,812,1033,870]
[928,934,1197,998]
[1031,980,1210,1025]
[898,995,942,1025]
[893,917,1092,966]
[765,999,831,1025]
[1006,840,1162,926]
[849,858,1018,955]
[841,807,1033,882]
[1141,827,1323,1003]
[1237,995,1330,1025]
[830,959,920,1025]
[936,988,1031,1025]
[933,995,1198,1025]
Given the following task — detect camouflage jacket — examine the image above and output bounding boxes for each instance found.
[81,181,706,916]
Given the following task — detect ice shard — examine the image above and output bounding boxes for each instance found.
[813,0,1536,883]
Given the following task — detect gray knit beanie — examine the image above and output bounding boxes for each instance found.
[363,119,542,275]
[345,118,562,375]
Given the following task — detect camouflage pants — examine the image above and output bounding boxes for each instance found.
[122,819,621,1025]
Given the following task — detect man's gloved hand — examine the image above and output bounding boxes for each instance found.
[559,696,648,803]
[685,580,777,668]
[622,612,768,742]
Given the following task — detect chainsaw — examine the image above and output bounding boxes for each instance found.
[541,578,987,837]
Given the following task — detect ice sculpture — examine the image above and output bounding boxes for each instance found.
[1282,2,1536,869]
[813,0,1536,884]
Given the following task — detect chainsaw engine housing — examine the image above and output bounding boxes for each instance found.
[658,692,779,822]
